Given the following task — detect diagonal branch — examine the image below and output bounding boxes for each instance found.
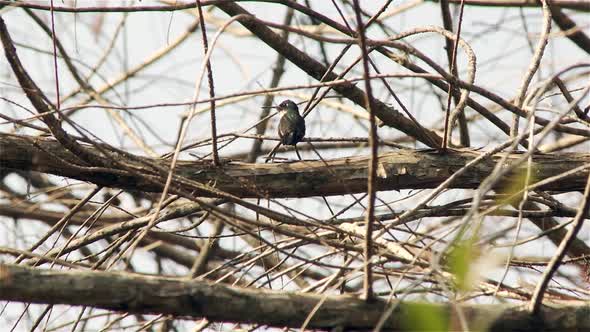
[214,1,442,147]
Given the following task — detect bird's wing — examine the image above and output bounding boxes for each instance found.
[278,117,289,138]
[298,117,306,136]
[278,117,292,144]
[296,117,306,141]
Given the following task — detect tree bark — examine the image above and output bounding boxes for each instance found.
[1,133,589,198]
[0,264,588,331]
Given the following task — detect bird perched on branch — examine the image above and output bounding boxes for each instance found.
[277,99,305,146]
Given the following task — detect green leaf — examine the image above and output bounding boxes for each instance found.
[447,238,479,292]
[401,302,449,332]
[496,168,537,206]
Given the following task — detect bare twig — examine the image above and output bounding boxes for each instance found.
[510,0,551,137]
[440,0,468,149]
[196,0,220,165]
[529,170,590,313]
[352,0,378,302]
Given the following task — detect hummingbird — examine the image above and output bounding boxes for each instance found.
[277,99,306,146]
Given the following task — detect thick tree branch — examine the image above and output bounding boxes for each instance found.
[549,5,590,54]
[0,264,589,331]
[1,133,589,198]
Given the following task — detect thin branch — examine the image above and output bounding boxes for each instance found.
[529,170,590,313]
[351,0,379,302]
[196,0,220,165]
[215,1,443,147]
[246,8,293,163]
[440,0,468,149]
[510,0,551,137]
[1,0,588,12]
[49,0,61,112]
[0,17,106,166]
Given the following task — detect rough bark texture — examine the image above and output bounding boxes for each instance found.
[1,133,588,198]
[1,264,589,331]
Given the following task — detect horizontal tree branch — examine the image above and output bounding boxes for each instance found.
[1,264,588,331]
[427,0,590,11]
[1,0,587,13]
[1,134,589,198]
